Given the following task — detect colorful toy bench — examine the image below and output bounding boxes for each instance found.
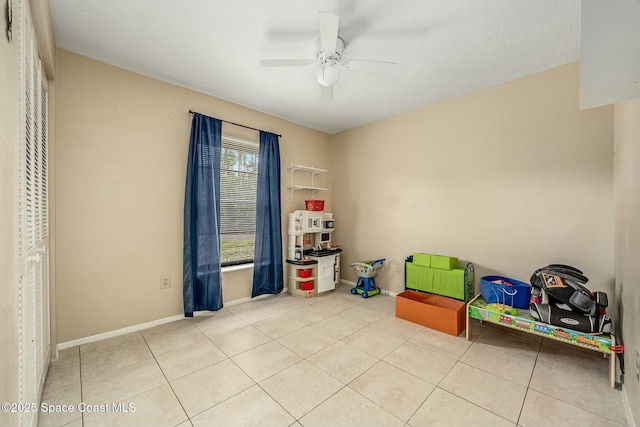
[466,294,617,388]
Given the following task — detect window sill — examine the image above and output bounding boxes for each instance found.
[222,263,254,273]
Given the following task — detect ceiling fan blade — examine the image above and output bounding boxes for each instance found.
[318,12,339,54]
[342,59,398,74]
[260,59,315,67]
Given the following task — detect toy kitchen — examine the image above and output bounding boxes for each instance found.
[286,208,342,298]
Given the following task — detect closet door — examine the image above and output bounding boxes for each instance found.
[18,1,50,426]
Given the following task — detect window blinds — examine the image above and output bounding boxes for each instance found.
[220,137,259,236]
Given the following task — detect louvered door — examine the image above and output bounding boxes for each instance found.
[17,1,50,426]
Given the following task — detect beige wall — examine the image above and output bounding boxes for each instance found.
[613,97,640,424]
[0,15,22,427]
[41,46,640,425]
[55,49,331,343]
[55,51,621,389]
[331,63,615,299]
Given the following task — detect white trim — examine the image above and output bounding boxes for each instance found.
[57,314,185,350]
[222,263,254,273]
[56,287,290,351]
[339,279,398,297]
[622,384,638,427]
[223,287,289,307]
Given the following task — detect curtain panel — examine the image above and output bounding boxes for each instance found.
[252,131,284,297]
[183,113,224,316]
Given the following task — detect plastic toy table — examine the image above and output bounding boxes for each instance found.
[466,294,616,388]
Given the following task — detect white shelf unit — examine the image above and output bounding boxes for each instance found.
[287,263,318,298]
[288,162,327,201]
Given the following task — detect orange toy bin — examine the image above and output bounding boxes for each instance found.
[396,290,466,336]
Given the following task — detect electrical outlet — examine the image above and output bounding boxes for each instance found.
[160,274,171,289]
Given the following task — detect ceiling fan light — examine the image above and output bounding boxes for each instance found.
[317,64,338,87]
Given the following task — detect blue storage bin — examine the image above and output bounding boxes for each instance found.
[480,275,531,309]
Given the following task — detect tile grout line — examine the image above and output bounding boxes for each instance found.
[140,331,192,426]
[230,294,395,423]
[525,339,625,425]
[400,326,459,424]
[521,366,627,425]
[61,292,623,426]
[292,340,389,424]
[433,361,521,426]
[190,325,457,427]
[193,295,349,417]
[428,324,524,426]
[338,355,411,426]
[253,366,305,424]
[514,331,544,426]
[340,315,424,421]
[82,330,202,424]
[205,331,299,422]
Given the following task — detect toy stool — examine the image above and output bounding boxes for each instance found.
[350,259,385,298]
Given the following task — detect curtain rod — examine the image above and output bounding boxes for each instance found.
[188,110,282,137]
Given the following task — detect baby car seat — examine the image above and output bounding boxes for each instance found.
[529,264,611,334]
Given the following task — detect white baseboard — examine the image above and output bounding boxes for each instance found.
[339,279,399,297]
[622,384,638,427]
[340,279,356,287]
[57,288,291,352]
[57,313,185,351]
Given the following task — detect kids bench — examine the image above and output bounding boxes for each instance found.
[466,294,617,388]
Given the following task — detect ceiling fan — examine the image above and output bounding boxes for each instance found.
[260,12,398,97]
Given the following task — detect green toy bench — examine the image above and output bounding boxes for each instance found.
[404,253,475,302]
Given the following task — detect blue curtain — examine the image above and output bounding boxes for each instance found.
[252,131,283,297]
[183,113,223,316]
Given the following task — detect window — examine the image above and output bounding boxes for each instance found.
[220,136,259,266]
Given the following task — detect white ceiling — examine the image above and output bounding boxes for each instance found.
[50,0,580,134]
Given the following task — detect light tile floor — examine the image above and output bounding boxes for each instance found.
[38,285,628,427]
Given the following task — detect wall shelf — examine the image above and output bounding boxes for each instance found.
[288,162,327,201]
[289,164,327,174]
